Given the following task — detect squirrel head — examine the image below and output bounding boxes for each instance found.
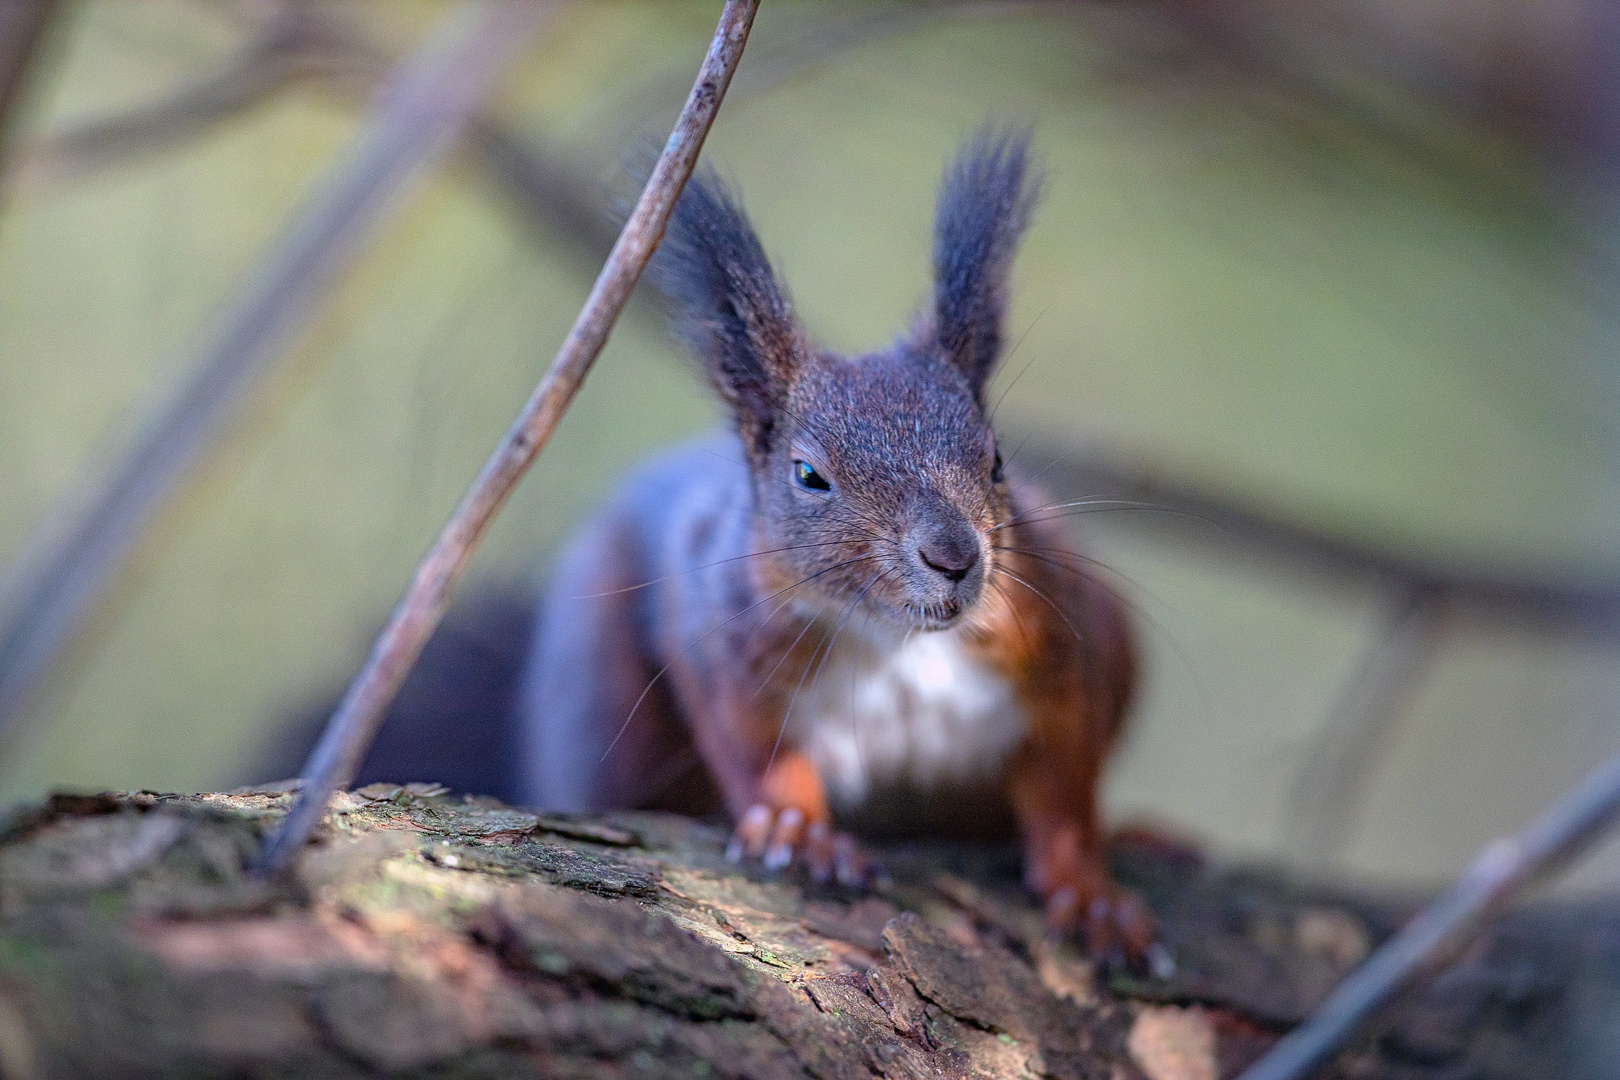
[652,129,1041,630]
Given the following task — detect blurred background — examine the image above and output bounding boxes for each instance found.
[2,0,1619,896]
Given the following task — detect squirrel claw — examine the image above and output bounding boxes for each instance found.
[1144,941,1176,980]
[1045,882,1159,974]
[727,804,883,888]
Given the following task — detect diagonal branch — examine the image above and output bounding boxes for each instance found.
[1238,744,1620,1080]
[0,0,551,749]
[253,0,761,874]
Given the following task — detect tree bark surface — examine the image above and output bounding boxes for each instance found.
[0,784,1614,1079]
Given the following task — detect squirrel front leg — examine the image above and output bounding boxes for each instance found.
[687,672,878,885]
[988,517,1155,965]
[724,751,882,885]
[1008,733,1153,965]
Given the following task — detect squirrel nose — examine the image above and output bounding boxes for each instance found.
[917,533,980,583]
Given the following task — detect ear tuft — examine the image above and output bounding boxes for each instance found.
[930,127,1042,398]
[650,166,802,453]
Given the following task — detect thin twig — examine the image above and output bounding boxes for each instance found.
[0,0,550,744]
[1237,745,1620,1080]
[253,0,761,875]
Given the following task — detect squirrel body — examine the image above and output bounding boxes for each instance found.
[518,131,1151,957]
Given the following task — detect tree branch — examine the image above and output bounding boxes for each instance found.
[1238,745,1620,1080]
[254,0,762,875]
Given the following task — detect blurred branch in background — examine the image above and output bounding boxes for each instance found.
[463,119,614,267]
[0,0,385,193]
[0,0,59,173]
[1240,3,1620,1073]
[463,0,1012,266]
[1167,0,1600,161]
[603,0,1014,140]
[1038,453,1620,631]
[1284,590,1444,865]
[0,0,551,755]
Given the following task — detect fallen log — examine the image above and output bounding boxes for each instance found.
[0,784,1613,1078]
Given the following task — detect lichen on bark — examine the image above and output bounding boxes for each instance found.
[0,783,1612,1079]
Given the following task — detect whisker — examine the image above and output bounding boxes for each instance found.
[992,496,1169,531]
[1013,454,1065,491]
[767,569,886,772]
[1001,429,1034,474]
[599,553,885,763]
[993,543,1212,723]
[747,592,826,705]
[991,542,1149,591]
[985,305,1049,425]
[577,538,882,599]
[990,565,1094,666]
[990,496,1120,531]
[993,544,1158,629]
[990,542,1190,640]
[984,567,1038,656]
[849,579,886,786]
[984,575,1045,752]
[898,620,919,654]
[810,568,890,712]
[990,498,1199,533]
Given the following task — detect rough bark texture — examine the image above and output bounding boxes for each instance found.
[0,784,1614,1079]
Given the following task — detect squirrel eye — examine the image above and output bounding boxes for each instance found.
[793,459,832,492]
[991,448,1005,484]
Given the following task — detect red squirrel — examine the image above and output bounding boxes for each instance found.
[519,130,1153,962]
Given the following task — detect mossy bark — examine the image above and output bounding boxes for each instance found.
[0,783,1613,1079]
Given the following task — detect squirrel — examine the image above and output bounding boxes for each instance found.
[517,129,1153,962]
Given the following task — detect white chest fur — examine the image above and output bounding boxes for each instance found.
[788,627,1028,813]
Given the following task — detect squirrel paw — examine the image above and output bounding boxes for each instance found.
[1044,880,1168,977]
[724,804,885,888]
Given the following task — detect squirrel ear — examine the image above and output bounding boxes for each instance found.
[929,128,1042,400]
[652,168,803,454]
